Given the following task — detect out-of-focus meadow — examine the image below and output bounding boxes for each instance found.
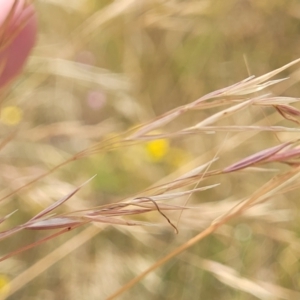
[2,0,300,299]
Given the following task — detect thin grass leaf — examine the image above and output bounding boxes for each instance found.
[29,175,96,221]
[213,167,300,226]
[180,125,300,133]
[129,202,188,210]
[89,208,152,216]
[0,226,24,241]
[0,209,18,225]
[177,158,219,179]
[223,141,294,173]
[128,109,182,139]
[248,58,300,85]
[31,57,130,92]
[190,59,300,103]
[191,99,253,128]
[275,104,300,124]
[28,189,81,222]
[200,259,273,299]
[229,78,288,95]
[255,97,300,105]
[199,258,299,300]
[191,76,255,104]
[0,226,78,263]
[25,217,83,230]
[83,215,155,226]
[265,147,300,163]
[148,184,219,201]
[222,58,300,96]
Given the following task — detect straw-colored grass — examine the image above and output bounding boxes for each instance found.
[1,1,300,300]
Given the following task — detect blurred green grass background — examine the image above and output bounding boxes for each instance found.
[2,0,300,299]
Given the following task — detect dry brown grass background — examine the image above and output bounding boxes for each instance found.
[1,0,300,299]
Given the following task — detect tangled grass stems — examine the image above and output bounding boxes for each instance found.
[1,59,299,204]
[1,60,300,237]
[106,166,300,299]
[1,59,300,298]
[0,121,299,243]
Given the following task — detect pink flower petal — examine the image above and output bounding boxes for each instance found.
[0,0,37,88]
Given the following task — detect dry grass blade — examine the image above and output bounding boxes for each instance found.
[74,0,138,39]
[128,109,182,139]
[25,217,83,230]
[228,78,288,95]
[0,225,25,242]
[177,158,219,179]
[0,225,82,263]
[213,167,300,226]
[28,187,82,222]
[139,173,219,196]
[131,125,300,143]
[0,210,17,225]
[0,177,95,242]
[218,59,300,96]
[198,259,300,300]
[254,96,300,105]
[83,215,154,226]
[265,147,300,164]
[180,125,300,133]
[275,104,300,124]
[29,175,96,221]
[31,57,130,92]
[190,99,253,129]
[223,141,295,173]
[198,259,274,299]
[148,184,219,200]
[188,58,300,103]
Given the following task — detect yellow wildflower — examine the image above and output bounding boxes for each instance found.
[1,106,23,126]
[146,138,169,162]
